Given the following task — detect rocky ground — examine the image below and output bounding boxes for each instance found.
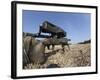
[24,43,91,69]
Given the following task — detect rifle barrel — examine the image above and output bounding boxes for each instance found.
[24,32,52,38]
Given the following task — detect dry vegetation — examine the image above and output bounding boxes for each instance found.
[24,43,91,69]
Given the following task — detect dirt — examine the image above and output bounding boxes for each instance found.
[24,43,91,69]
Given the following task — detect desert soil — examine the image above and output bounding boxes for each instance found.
[24,43,91,69]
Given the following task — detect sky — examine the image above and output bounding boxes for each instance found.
[22,10,91,43]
